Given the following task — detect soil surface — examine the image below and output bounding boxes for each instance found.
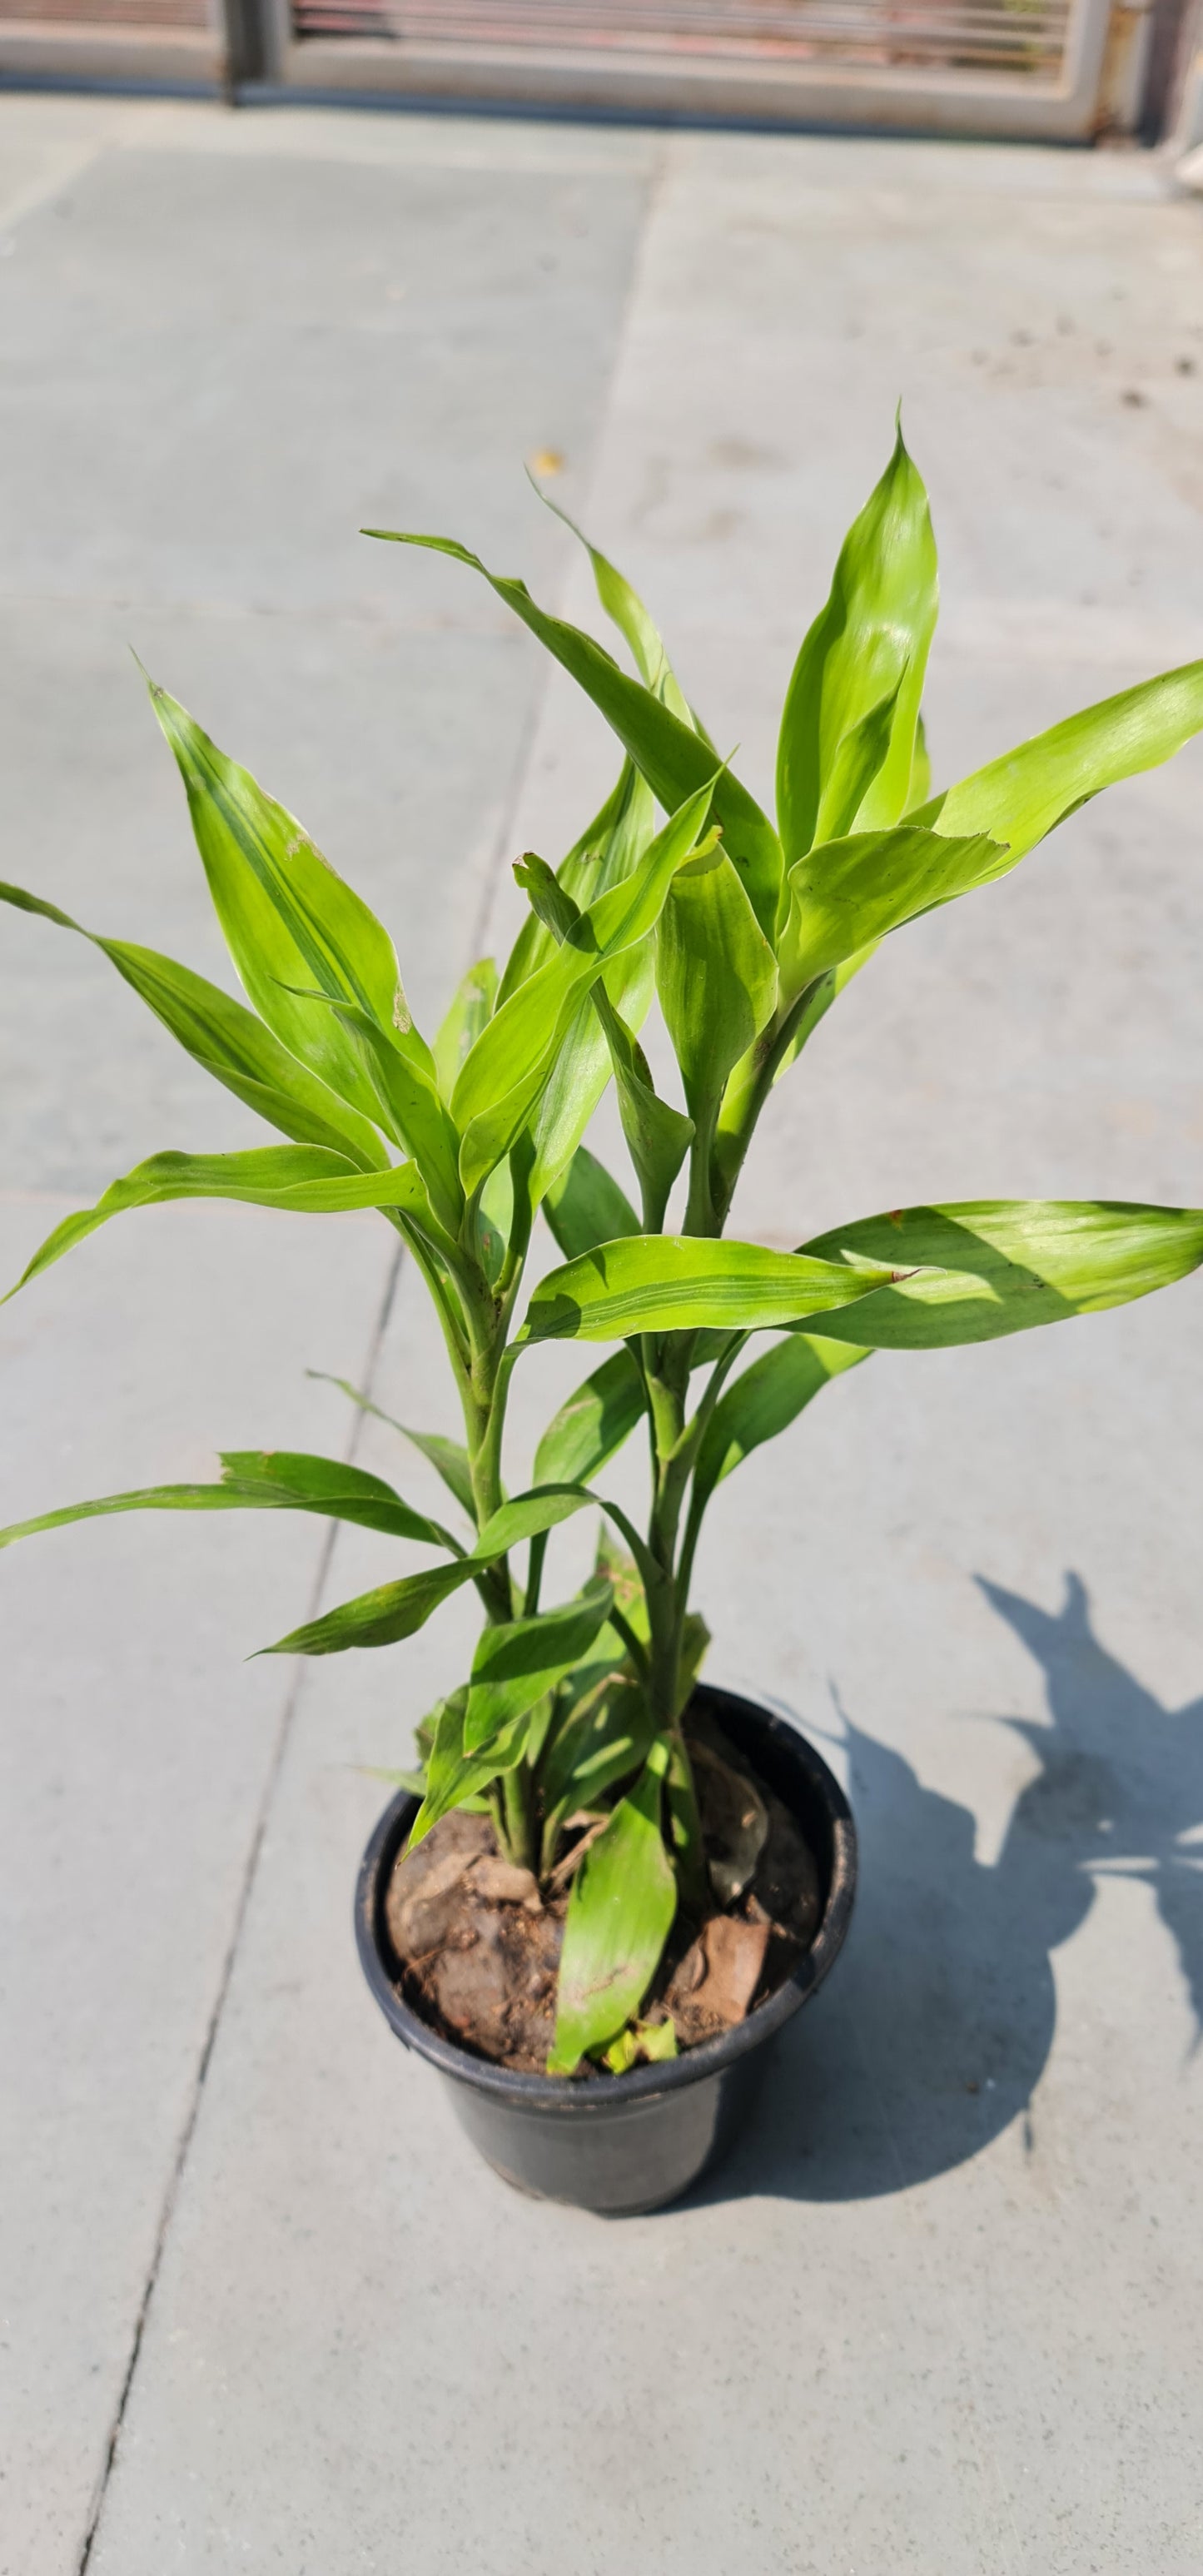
[384,1713,823,2076]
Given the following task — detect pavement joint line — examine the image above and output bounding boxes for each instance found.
[65,289,644,2530]
[74,1229,405,2576]
[467,127,669,967]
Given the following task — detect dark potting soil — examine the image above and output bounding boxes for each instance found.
[383,1711,823,2076]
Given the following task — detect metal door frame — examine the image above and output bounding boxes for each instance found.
[258,0,1149,135]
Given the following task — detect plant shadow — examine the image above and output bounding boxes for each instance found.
[698,1572,1203,2206]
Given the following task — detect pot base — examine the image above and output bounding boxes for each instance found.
[443,2043,773,2215]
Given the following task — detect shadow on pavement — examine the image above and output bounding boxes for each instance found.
[698,1572,1203,2207]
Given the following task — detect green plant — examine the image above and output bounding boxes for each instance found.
[4,427,1203,2076]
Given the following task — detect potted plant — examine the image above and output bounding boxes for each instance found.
[3,427,1203,2215]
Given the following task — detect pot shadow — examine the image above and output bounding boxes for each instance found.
[698,1571,1203,2206]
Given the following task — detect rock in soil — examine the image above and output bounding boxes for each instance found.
[386,1813,566,2072]
[664,1913,772,2046]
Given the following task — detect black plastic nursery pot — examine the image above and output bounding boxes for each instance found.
[355,1682,857,2216]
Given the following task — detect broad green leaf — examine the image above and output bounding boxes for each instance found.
[812,675,906,845]
[594,997,693,1236]
[451,783,717,1194]
[534,1349,646,1487]
[217,1449,455,1544]
[544,1145,639,1261]
[473,1483,596,1558]
[7,1146,428,1300]
[692,1334,869,1523]
[306,1370,475,1522]
[150,684,411,1123]
[505,843,661,1214]
[802,1200,1203,1351]
[548,1743,678,2074]
[776,425,938,868]
[260,1479,608,1657]
[519,835,698,1231]
[0,883,386,1171]
[0,1450,457,1555]
[779,824,1004,997]
[306,992,463,1228]
[917,659,1203,868]
[595,1524,650,1641]
[364,526,784,941]
[410,1688,531,1847]
[433,957,497,1101]
[499,761,655,1006]
[464,1575,614,1753]
[520,1234,895,1344]
[655,843,778,1121]
[537,1665,654,1857]
[521,936,655,1215]
[529,477,697,724]
[261,1559,476,1655]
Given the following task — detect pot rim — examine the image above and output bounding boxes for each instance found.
[354,1682,857,2112]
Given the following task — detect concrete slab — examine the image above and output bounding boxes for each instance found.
[0,94,650,2576]
[4,98,1203,2576]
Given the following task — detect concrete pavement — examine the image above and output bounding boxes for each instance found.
[2,95,1202,2575]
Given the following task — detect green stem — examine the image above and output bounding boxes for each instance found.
[500,1762,535,1871]
[524,1529,548,1618]
[712,975,828,1226]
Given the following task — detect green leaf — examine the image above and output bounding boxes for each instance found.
[261,1559,475,1656]
[464,1575,614,1753]
[0,883,387,1171]
[811,674,907,844]
[529,477,698,724]
[520,937,655,1216]
[364,526,784,941]
[410,1688,532,1847]
[778,823,1005,996]
[692,1333,869,1523]
[600,2016,678,2073]
[917,659,1203,869]
[0,1450,459,1555]
[150,683,410,1124]
[544,1145,639,1261]
[473,1483,596,1558]
[302,991,464,1230]
[595,1524,650,1641]
[537,1665,654,1858]
[802,1200,1203,1351]
[655,843,778,1122]
[584,979,694,1237]
[533,1349,646,1487]
[776,423,938,868]
[433,957,497,1102]
[216,1449,456,1544]
[547,1743,678,2075]
[520,1234,895,1344]
[261,1479,604,1658]
[499,761,655,1007]
[6,1146,428,1300]
[450,783,717,1195]
[306,1370,475,1522]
